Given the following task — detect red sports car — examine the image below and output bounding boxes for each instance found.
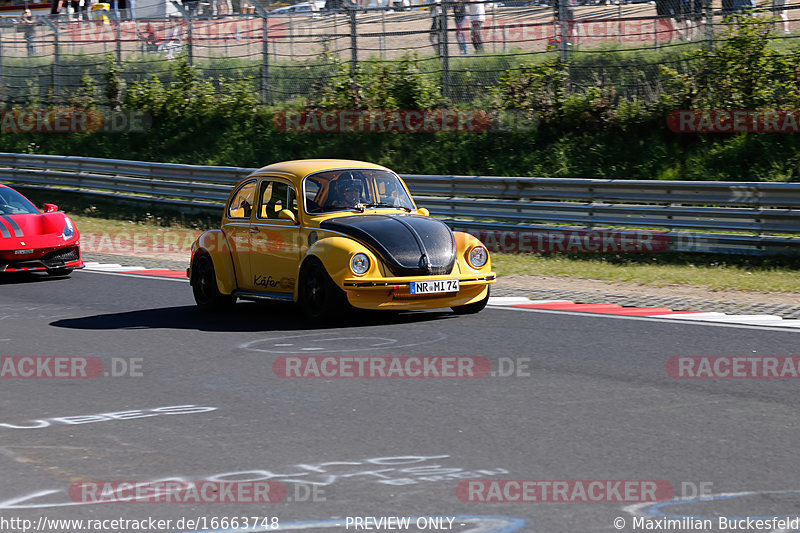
[0,185,83,275]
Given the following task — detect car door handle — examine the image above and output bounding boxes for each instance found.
[249,228,260,233]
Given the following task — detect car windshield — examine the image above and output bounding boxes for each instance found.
[303,169,416,214]
[0,187,39,215]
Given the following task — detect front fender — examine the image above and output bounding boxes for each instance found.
[191,229,237,295]
[304,236,378,290]
[454,230,492,273]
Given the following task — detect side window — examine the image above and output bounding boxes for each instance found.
[228,180,257,219]
[304,179,322,213]
[258,179,298,220]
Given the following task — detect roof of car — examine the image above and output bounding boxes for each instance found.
[249,159,391,179]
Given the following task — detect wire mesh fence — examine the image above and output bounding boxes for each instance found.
[1,0,798,105]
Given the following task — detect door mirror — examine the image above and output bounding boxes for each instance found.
[416,207,430,217]
[278,209,298,224]
[43,204,59,213]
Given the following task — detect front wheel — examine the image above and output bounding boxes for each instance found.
[192,254,235,311]
[451,286,490,315]
[299,258,348,323]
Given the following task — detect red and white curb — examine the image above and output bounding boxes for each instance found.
[83,262,187,279]
[488,297,800,329]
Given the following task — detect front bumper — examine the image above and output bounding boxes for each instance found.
[342,273,496,310]
[0,245,83,273]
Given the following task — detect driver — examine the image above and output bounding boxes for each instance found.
[330,175,363,208]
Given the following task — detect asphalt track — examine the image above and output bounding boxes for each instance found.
[1,270,799,533]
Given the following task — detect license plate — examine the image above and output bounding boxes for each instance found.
[410,279,459,294]
[14,249,34,255]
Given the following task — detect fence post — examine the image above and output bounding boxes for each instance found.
[263,16,270,104]
[0,26,4,89]
[187,13,194,64]
[171,1,194,64]
[42,18,60,102]
[440,1,450,103]
[704,0,713,50]
[558,0,568,62]
[115,19,122,65]
[349,9,357,76]
[248,0,271,105]
[380,8,386,59]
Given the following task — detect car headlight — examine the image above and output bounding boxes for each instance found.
[351,253,370,276]
[62,217,75,240]
[467,245,488,268]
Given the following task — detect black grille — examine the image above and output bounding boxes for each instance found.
[41,246,80,266]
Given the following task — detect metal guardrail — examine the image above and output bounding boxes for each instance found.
[1,152,799,256]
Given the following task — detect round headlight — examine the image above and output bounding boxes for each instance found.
[351,253,370,276]
[468,246,488,268]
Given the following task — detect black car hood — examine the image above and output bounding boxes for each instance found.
[320,214,456,276]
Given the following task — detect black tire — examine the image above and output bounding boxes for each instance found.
[451,286,490,315]
[46,268,73,277]
[192,254,236,311]
[299,257,348,322]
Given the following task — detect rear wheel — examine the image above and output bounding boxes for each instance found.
[299,258,348,322]
[192,254,235,311]
[451,286,490,315]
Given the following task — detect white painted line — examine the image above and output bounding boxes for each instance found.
[646,312,727,319]
[84,263,147,271]
[492,305,800,333]
[489,297,572,306]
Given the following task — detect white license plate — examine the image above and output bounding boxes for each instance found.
[14,249,34,255]
[410,279,459,294]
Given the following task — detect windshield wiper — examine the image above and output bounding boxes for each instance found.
[362,202,411,212]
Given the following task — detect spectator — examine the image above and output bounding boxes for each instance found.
[429,0,446,54]
[211,0,232,17]
[454,0,469,54]
[552,0,575,47]
[773,0,790,33]
[21,9,36,56]
[183,0,200,17]
[49,0,64,18]
[137,21,158,51]
[80,0,93,21]
[654,0,678,41]
[468,0,485,52]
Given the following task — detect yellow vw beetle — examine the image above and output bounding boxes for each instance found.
[188,159,495,321]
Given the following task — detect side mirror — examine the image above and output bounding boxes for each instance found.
[44,204,59,213]
[416,207,430,217]
[278,209,298,224]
